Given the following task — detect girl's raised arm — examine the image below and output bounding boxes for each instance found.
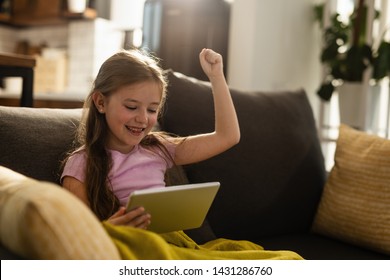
[173,48,240,165]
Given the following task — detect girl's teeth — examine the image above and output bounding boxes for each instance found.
[128,127,144,133]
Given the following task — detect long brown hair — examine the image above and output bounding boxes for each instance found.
[67,49,173,220]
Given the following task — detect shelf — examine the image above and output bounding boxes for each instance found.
[62,8,97,20]
[0,96,84,108]
[7,17,67,27]
[0,9,96,27]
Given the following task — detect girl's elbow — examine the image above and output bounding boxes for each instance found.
[217,129,240,150]
[227,131,241,147]
[234,126,241,144]
[233,132,241,146]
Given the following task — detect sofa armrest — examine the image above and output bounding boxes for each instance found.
[0,106,82,184]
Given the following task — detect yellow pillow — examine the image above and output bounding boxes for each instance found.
[0,166,120,259]
[312,124,390,255]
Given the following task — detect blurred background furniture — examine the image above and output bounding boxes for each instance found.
[0,52,35,106]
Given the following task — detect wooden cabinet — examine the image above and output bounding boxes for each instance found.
[0,0,96,26]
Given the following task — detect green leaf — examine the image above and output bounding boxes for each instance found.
[344,44,372,81]
[373,41,390,80]
[317,83,334,101]
[313,4,324,27]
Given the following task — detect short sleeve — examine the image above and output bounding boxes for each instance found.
[155,135,177,168]
[61,151,87,184]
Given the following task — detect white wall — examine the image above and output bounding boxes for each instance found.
[67,19,124,95]
[227,0,322,123]
[110,0,146,30]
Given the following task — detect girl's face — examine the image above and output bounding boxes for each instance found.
[94,81,162,154]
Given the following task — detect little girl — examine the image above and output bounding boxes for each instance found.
[61,48,240,229]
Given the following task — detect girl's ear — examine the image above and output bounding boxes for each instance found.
[92,91,106,113]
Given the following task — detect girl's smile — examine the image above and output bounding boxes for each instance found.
[126,126,146,136]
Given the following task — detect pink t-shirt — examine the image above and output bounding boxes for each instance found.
[61,143,175,206]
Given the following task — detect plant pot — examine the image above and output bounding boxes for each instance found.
[67,0,87,13]
[337,82,381,131]
[366,84,382,133]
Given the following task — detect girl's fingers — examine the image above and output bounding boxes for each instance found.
[201,48,221,64]
[107,206,151,228]
[123,207,151,228]
[111,206,126,218]
[130,213,151,228]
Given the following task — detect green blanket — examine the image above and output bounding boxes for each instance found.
[103,222,303,260]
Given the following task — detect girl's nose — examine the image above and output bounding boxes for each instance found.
[135,110,148,124]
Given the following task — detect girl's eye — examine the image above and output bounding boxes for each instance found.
[126,106,137,110]
[148,109,158,113]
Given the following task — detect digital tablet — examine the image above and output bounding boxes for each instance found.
[126,182,220,233]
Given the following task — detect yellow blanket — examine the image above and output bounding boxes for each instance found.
[102,222,303,260]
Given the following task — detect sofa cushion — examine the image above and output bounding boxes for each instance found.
[312,124,390,255]
[0,166,120,259]
[160,70,326,240]
[0,106,82,184]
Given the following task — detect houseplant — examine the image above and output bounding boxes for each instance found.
[372,40,390,82]
[315,0,390,130]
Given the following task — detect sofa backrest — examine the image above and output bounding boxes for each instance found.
[0,106,82,184]
[160,70,327,240]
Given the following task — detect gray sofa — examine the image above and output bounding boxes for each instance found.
[0,70,389,259]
